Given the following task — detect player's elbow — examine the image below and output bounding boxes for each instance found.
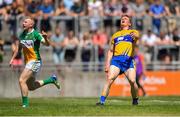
[13,49,18,55]
[108,49,113,55]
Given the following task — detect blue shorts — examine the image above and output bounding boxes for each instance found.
[111,55,135,74]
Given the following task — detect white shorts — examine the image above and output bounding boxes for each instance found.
[25,60,42,73]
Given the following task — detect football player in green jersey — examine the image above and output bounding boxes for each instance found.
[9,17,60,108]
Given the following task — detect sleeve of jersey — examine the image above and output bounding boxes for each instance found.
[35,31,45,42]
[108,37,114,52]
[133,30,140,42]
[110,34,115,47]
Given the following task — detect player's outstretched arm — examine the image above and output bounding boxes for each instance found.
[105,44,114,73]
[9,41,21,67]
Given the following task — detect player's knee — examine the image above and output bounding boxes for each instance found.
[136,82,141,88]
[129,79,136,85]
[107,75,115,80]
[107,78,114,85]
[19,78,26,85]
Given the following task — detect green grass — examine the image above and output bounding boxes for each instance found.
[0,96,180,116]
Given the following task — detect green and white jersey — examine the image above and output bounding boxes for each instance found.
[19,29,44,64]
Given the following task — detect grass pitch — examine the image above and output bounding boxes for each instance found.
[0,96,180,116]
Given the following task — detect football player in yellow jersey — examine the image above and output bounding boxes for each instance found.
[96,15,139,105]
[9,18,60,108]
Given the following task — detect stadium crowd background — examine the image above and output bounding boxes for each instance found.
[0,0,180,71]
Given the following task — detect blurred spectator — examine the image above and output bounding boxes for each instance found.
[165,0,180,33]
[16,0,24,6]
[118,0,134,16]
[165,0,180,16]
[81,0,88,15]
[156,31,172,45]
[39,0,54,32]
[131,0,146,31]
[0,1,6,31]
[156,31,172,61]
[50,26,65,64]
[11,35,23,72]
[104,0,119,17]
[64,30,79,62]
[116,0,133,28]
[141,29,158,63]
[67,0,85,31]
[92,29,108,71]
[149,0,166,35]
[0,38,4,64]
[54,1,68,32]
[0,0,13,8]
[69,0,85,17]
[54,1,67,16]
[103,0,119,36]
[80,32,92,71]
[170,28,180,61]
[6,1,24,35]
[162,53,172,70]
[88,0,104,31]
[25,0,40,26]
[63,0,74,10]
[146,0,154,5]
[0,0,3,7]
[3,0,13,6]
[0,9,3,31]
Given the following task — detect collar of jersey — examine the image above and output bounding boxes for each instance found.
[27,29,34,34]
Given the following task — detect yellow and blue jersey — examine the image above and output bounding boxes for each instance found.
[110,29,139,74]
[111,29,139,57]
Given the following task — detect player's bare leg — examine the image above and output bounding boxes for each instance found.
[125,68,139,105]
[19,69,60,107]
[96,65,120,105]
[27,75,60,91]
[19,68,34,107]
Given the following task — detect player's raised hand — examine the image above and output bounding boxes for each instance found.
[9,59,14,68]
[104,63,110,73]
[41,30,48,38]
[104,67,108,73]
[41,30,51,46]
[130,32,139,39]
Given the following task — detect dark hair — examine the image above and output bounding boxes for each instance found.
[121,5,128,13]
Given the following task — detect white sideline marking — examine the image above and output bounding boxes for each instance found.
[110,99,180,104]
[150,100,180,103]
[3,116,180,117]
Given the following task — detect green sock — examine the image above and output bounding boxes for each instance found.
[22,96,29,107]
[43,77,54,85]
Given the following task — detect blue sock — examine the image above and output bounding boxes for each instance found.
[100,96,106,104]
